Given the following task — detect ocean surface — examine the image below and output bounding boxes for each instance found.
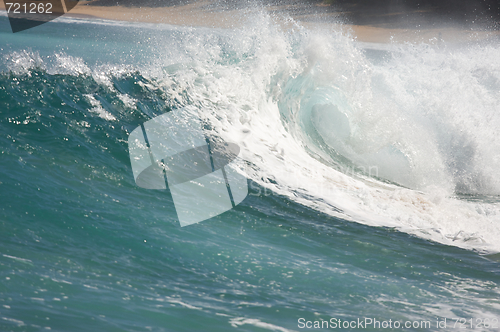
[1,9,500,332]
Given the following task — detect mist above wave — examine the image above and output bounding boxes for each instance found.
[3,11,500,253]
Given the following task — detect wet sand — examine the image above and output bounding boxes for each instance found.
[1,1,499,44]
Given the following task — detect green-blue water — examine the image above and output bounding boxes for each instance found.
[1,11,500,332]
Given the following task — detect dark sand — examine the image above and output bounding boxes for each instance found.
[1,0,499,43]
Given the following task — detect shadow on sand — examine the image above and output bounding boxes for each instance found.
[85,0,500,29]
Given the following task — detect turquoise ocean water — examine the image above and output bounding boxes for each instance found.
[1,9,500,332]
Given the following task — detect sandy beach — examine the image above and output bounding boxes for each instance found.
[1,1,499,44]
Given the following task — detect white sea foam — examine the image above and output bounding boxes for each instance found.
[230,317,297,332]
[147,13,500,254]
[84,94,117,121]
[4,12,500,254]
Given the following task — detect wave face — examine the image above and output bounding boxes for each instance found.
[1,11,500,332]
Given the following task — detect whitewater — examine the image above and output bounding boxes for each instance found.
[3,10,500,253]
[1,8,500,331]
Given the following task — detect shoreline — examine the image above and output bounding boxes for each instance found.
[1,1,499,44]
